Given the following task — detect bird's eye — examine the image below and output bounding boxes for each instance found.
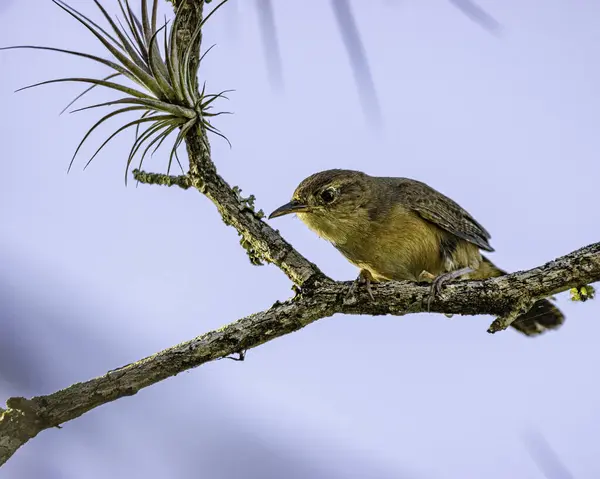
[320,187,337,204]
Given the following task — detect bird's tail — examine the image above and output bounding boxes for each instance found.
[470,256,565,336]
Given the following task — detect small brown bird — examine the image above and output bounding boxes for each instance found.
[269,169,564,336]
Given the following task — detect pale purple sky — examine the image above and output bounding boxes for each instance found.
[1,1,599,478]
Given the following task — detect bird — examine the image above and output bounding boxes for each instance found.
[268,169,564,336]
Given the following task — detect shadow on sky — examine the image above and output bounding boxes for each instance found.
[0,249,419,478]
[250,0,500,129]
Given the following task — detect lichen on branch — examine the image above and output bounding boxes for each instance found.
[0,0,598,470]
[0,241,598,465]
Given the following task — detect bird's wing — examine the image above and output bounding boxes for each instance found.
[391,178,494,252]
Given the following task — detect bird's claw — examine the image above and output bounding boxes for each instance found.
[346,270,375,301]
[418,270,440,311]
[425,267,474,312]
[364,279,374,301]
[430,274,447,302]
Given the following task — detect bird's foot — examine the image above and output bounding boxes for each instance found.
[424,267,474,312]
[418,270,436,282]
[346,269,375,302]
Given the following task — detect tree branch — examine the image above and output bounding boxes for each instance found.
[166,0,326,287]
[1,0,598,469]
[0,241,599,464]
[132,169,192,189]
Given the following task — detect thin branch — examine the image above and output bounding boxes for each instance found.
[132,168,192,188]
[168,0,325,287]
[1,0,597,470]
[0,241,598,465]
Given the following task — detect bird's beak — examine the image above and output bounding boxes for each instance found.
[268,200,310,219]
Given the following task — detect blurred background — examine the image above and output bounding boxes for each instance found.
[1,0,599,477]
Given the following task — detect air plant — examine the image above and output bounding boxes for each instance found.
[1,0,231,182]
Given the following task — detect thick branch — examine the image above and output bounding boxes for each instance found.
[340,242,600,318]
[184,132,325,286]
[0,242,598,465]
[2,0,595,469]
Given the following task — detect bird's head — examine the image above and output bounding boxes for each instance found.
[269,169,376,244]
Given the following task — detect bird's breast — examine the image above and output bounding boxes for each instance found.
[334,208,449,282]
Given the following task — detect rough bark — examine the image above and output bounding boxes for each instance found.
[1,241,599,464]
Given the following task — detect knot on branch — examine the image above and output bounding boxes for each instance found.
[291,274,336,300]
[2,397,53,439]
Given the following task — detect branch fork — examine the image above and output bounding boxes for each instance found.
[0,0,598,468]
[487,295,536,333]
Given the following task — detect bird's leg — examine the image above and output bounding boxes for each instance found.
[347,269,375,301]
[432,267,474,296]
[419,270,447,315]
[424,267,474,312]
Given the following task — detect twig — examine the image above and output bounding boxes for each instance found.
[132,169,192,189]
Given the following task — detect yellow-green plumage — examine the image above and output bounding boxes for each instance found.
[270,169,564,336]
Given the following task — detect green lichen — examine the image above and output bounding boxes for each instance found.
[132,169,192,189]
[239,237,264,266]
[228,186,267,265]
[232,186,265,220]
[570,285,596,302]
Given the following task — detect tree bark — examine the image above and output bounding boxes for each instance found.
[0,0,598,468]
[0,241,599,465]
